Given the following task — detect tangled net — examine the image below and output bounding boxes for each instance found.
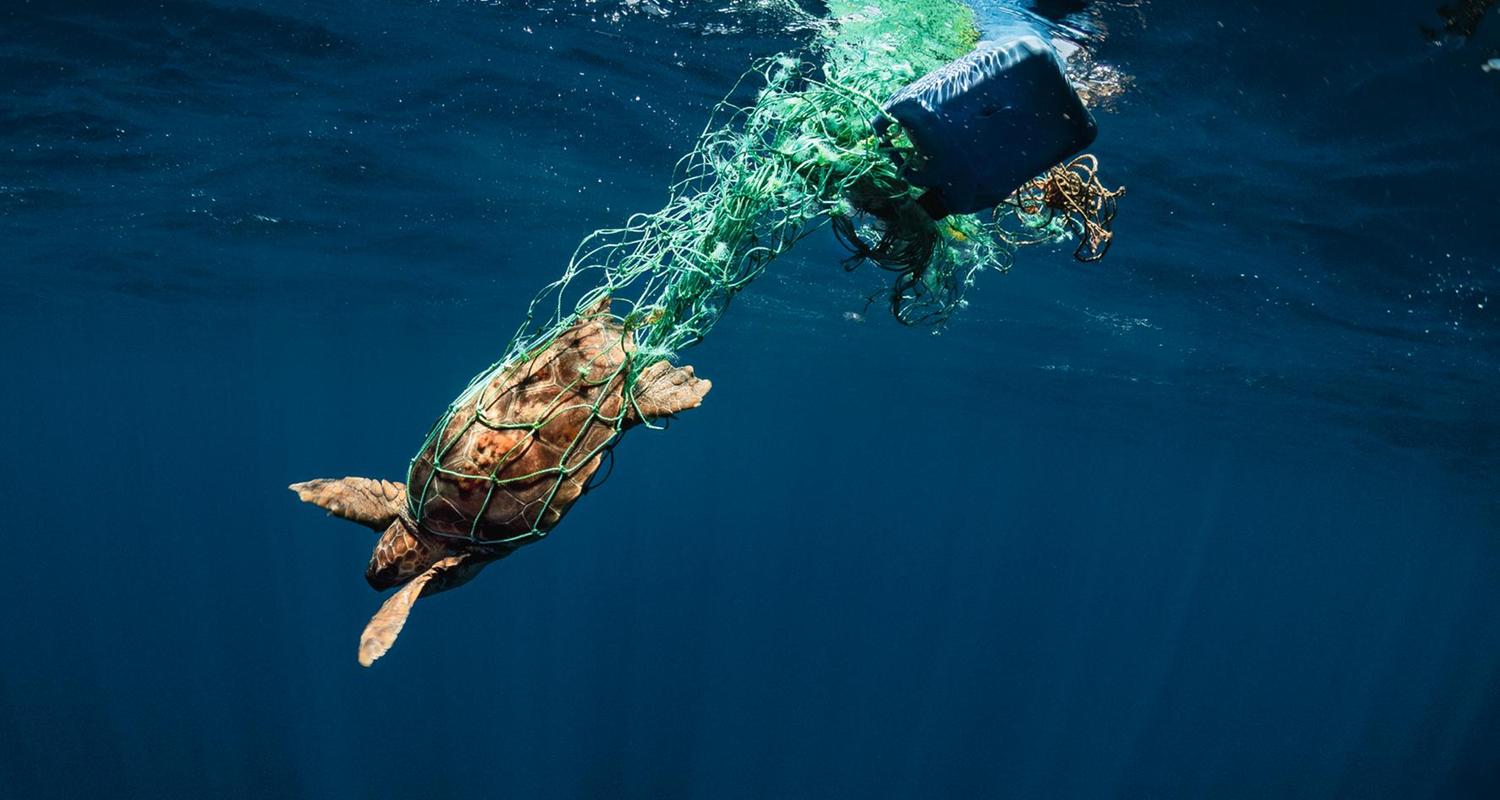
[1004,154,1125,262]
[405,0,1123,540]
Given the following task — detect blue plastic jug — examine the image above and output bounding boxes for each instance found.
[875,32,1097,219]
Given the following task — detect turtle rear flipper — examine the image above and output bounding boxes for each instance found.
[289,477,406,530]
[359,553,494,667]
[366,518,448,590]
[631,360,711,421]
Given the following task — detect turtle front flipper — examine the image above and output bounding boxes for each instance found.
[630,360,711,422]
[289,477,406,530]
[359,553,475,667]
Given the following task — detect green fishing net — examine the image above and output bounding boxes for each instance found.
[406,0,1122,543]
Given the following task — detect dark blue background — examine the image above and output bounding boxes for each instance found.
[2,1,1497,797]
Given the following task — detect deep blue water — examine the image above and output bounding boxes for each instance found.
[3,1,1499,797]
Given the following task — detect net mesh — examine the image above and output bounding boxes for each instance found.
[405,0,1122,544]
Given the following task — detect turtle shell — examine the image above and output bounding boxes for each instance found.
[407,306,633,545]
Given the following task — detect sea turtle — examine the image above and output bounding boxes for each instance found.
[291,297,709,666]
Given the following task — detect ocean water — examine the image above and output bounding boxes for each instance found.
[2,1,1498,798]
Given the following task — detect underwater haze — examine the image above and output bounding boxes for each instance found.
[3,0,1499,798]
